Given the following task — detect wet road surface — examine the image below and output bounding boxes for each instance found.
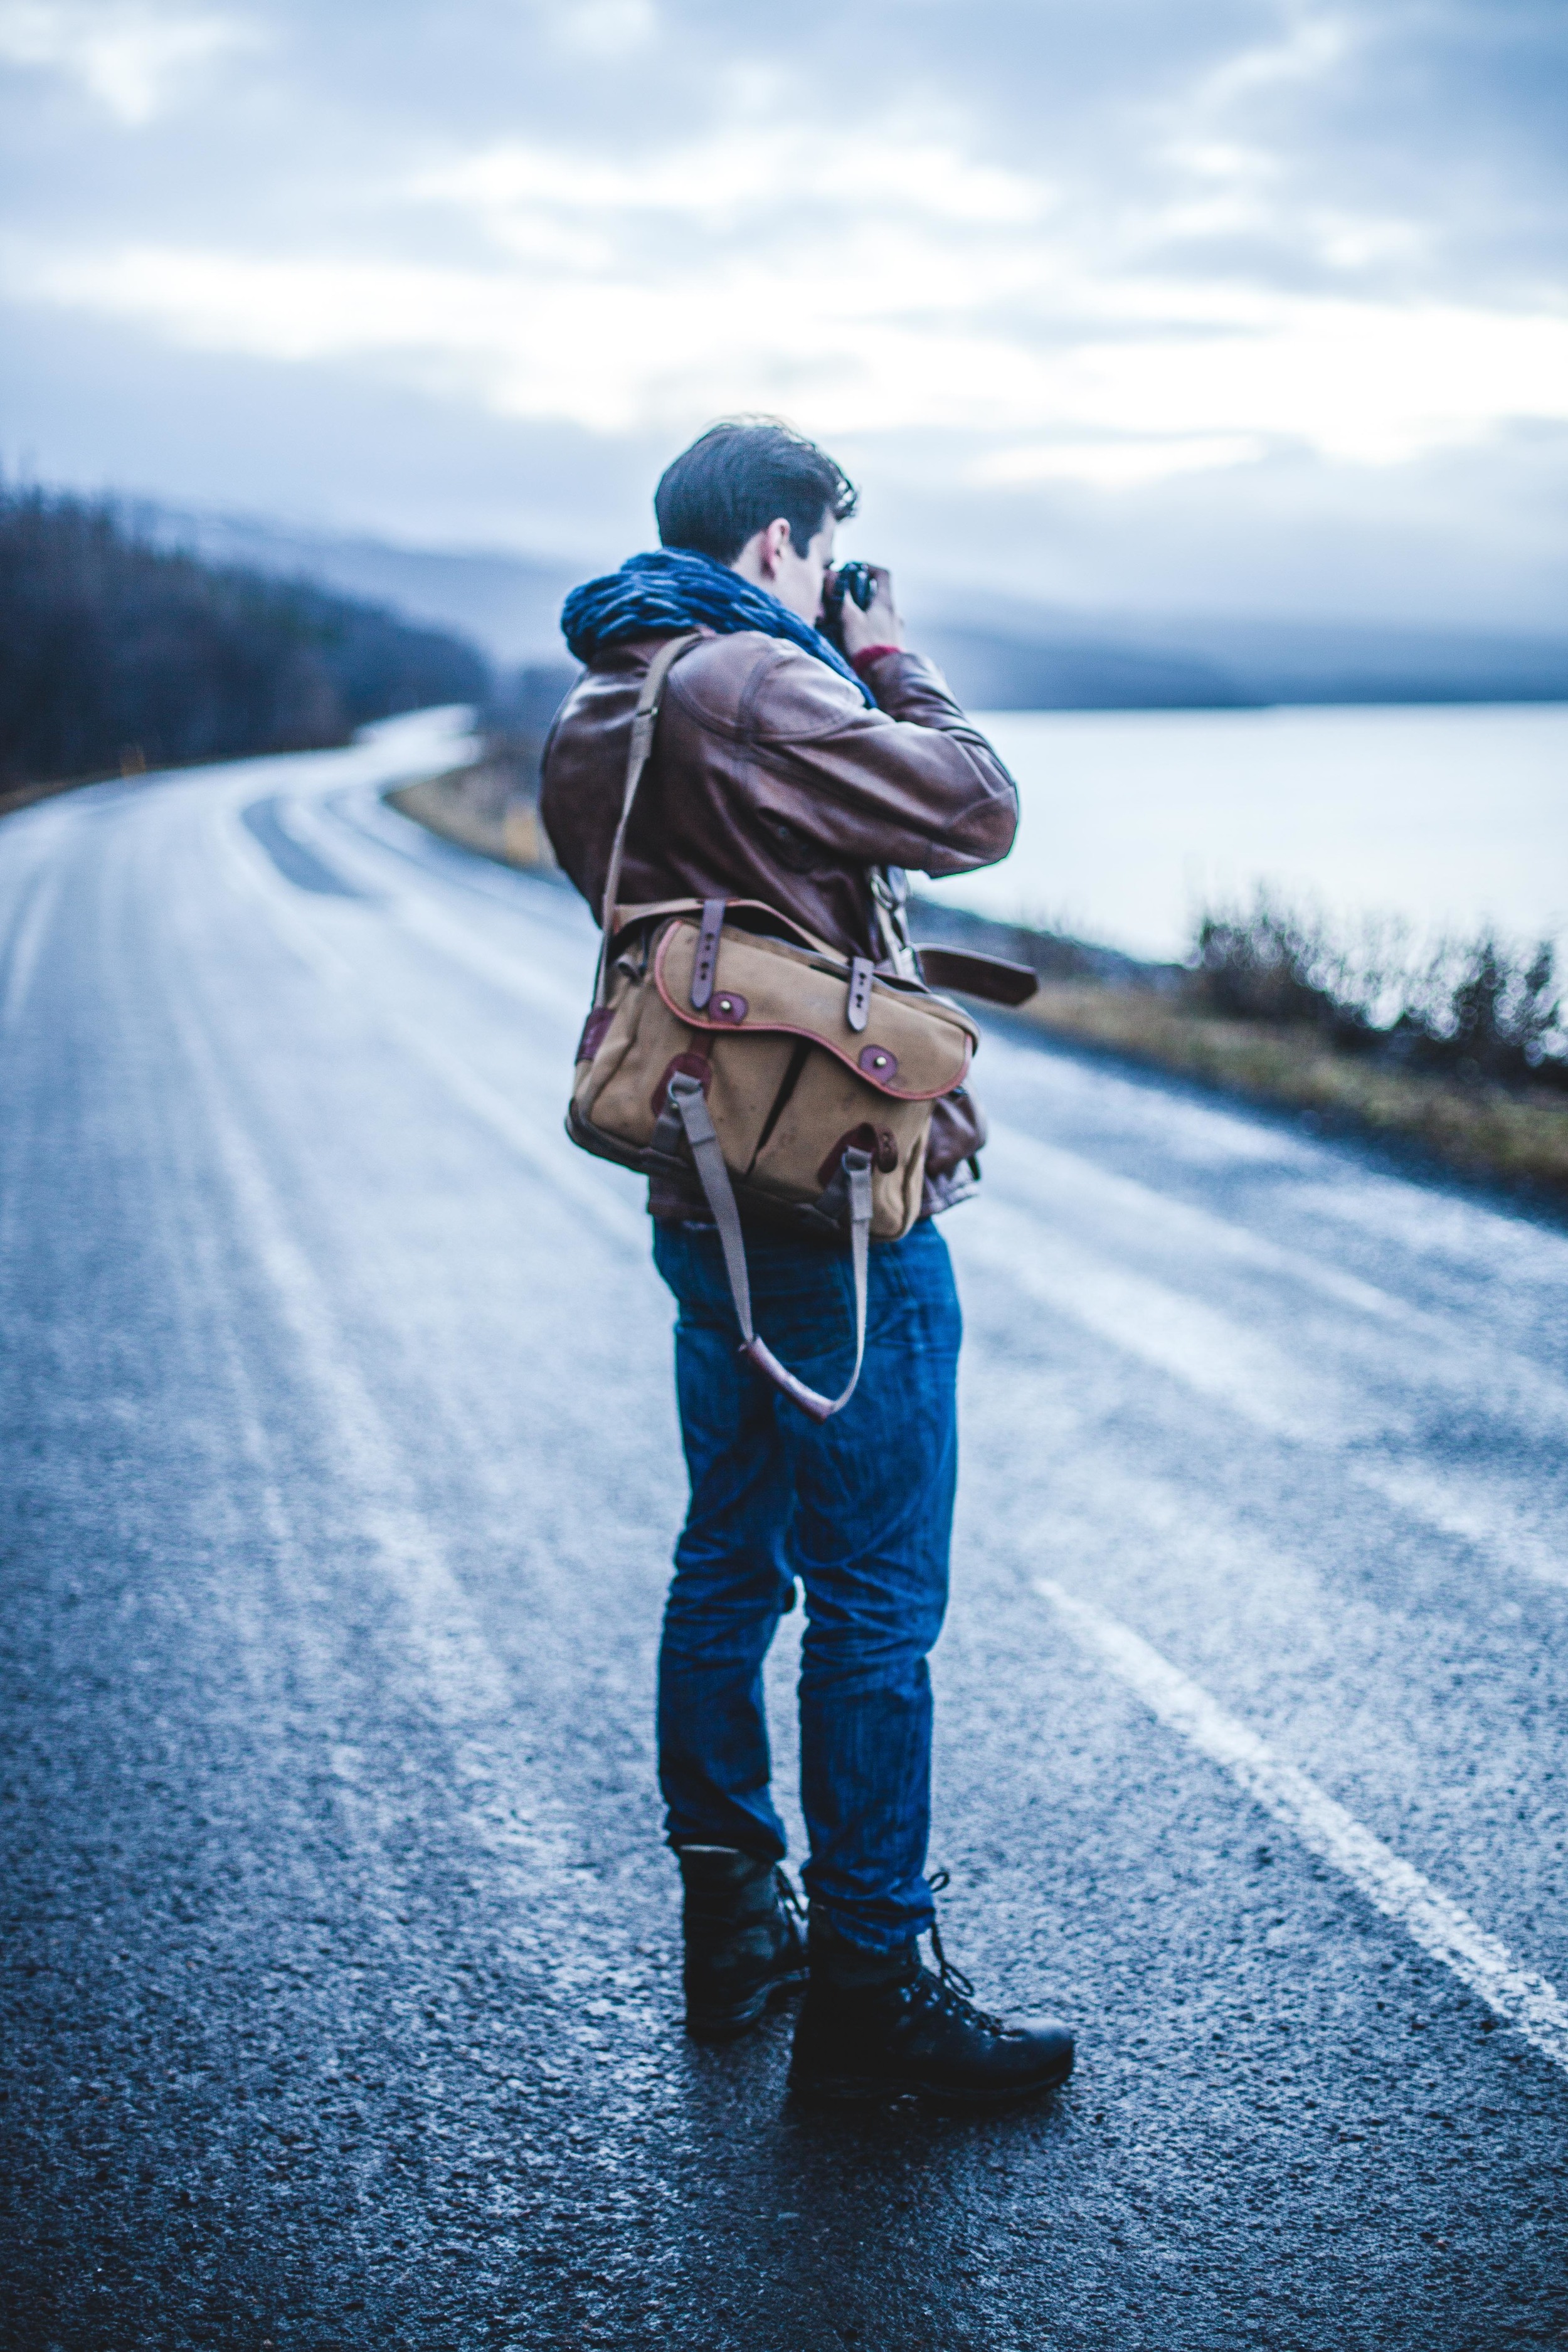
[3,713,1566,2350]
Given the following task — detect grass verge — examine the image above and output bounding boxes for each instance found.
[386,768,554,870]
[1020,982,1568,1192]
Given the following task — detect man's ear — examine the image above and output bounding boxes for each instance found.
[758,517,792,579]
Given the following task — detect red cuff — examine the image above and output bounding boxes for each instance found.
[850,644,903,678]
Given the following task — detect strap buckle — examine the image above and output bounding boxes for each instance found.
[691,896,726,1011]
[846,956,875,1033]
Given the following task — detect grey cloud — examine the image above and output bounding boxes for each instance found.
[9,3,1564,276]
[2,0,1564,627]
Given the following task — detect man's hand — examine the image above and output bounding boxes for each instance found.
[835,564,905,660]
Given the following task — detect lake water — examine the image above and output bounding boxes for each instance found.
[928,702,1568,965]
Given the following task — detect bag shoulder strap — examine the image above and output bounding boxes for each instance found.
[593,631,704,1010]
[667,1075,872,1424]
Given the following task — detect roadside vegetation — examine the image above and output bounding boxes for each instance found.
[1190,894,1564,1086]
[386,662,574,867]
[943,892,1567,1195]
[0,480,488,810]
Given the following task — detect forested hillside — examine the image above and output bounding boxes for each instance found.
[0,484,489,792]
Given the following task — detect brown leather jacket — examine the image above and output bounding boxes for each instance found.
[540,628,1020,1221]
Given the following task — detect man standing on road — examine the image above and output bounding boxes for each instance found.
[541,418,1074,2106]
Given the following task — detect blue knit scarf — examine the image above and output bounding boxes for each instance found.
[559,547,876,706]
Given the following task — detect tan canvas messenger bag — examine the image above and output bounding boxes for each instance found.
[564,629,997,1423]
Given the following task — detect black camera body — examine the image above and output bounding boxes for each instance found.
[819,560,877,650]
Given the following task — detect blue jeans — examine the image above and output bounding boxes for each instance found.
[652,1216,962,1954]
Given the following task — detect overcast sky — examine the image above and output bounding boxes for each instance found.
[2,0,1565,624]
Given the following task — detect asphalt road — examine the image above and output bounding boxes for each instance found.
[3,711,1566,2352]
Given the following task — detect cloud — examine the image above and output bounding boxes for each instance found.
[411,123,1049,231]
[550,0,659,61]
[1,0,1564,622]
[1191,4,1359,112]
[11,214,1564,462]
[970,437,1268,491]
[0,0,263,124]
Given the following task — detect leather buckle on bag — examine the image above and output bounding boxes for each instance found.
[846,956,874,1033]
[691,896,726,1010]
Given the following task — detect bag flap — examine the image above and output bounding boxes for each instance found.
[653,920,977,1102]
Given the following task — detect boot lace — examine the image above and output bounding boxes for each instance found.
[924,1870,1007,2035]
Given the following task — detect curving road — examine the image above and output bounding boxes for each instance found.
[3,712,1566,2350]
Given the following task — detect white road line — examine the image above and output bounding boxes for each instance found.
[389,887,585,1020]
[286,791,590,1014]
[1036,1577,1568,2075]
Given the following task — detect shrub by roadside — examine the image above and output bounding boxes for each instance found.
[917,892,1568,1195]
[1190,891,1565,1088]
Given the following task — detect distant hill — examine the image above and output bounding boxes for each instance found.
[898,585,1568,708]
[1119,613,1568,708]
[1,486,488,792]
[134,504,579,667]
[911,620,1254,710]
[128,502,1568,711]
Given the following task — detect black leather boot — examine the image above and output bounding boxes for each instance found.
[677,1846,807,2042]
[789,1915,1075,2106]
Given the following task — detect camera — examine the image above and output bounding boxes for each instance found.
[819,560,877,649]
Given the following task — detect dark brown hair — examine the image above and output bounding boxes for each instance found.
[655,417,858,562]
